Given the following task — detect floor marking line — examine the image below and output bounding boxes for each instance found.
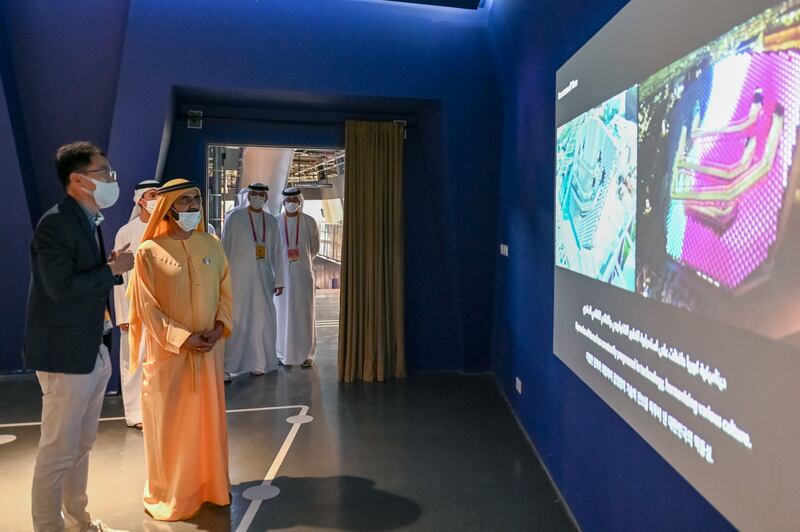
[226,406,308,414]
[1,403,312,531]
[0,405,308,429]
[235,405,310,532]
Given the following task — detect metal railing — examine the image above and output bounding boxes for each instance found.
[318,223,343,263]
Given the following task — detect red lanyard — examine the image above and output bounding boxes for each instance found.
[248,210,266,243]
[284,215,300,249]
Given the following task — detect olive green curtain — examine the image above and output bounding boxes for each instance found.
[338,120,406,383]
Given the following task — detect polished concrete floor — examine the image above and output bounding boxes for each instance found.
[0,291,575,531]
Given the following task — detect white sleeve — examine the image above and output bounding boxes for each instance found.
[221,211,236,258]
[270,217,286,288]
[309,216,320,259]
[112,224,130,325]
[220,219,233,261]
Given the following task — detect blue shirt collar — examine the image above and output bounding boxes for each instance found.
[78,203,103,227]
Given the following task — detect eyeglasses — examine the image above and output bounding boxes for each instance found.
[173,195,202,209]
[83,168,118,182]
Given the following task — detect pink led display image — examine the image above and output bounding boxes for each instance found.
[637,1,800,345]
[665,52,800,291]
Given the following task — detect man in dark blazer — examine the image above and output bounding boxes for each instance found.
[25,141,133,532]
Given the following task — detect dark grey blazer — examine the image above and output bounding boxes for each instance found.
[23,196,122,374]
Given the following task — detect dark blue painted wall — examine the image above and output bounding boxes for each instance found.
[2,0,131,215]
[0,18,34,373]
[1,0,501,375]
[106,0,502,374]
[486,0,733,530]
[1,0,129,380]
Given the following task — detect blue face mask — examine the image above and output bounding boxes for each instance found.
[173,210,201,232]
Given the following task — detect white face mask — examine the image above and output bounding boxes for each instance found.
[85,177,119,209]
[249,196,266,210]
[144,199,158,214]
[284,202,300,213]
[174,210,201,232]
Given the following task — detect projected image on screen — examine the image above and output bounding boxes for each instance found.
[637,1,800,345]
[556,87,637,291]
[555,2,800,529]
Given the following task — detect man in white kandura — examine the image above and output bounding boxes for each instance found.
[113,179,160,429]
[275,187,320,368]
[222,182,286,380]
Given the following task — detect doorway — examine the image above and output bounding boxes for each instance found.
[206,144,345,367]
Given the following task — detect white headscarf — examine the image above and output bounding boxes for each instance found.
[281,186,304,212]
[246,182,270,211]
[129,180,161,221]
[227,187,249,215]
[230,184,271,215]
[221,188,250,236]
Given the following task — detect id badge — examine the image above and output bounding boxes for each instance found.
[256,243,266,261]
[288,248,300,262]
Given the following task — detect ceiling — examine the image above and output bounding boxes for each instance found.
[383,0,481,9]
[289,149,345,184]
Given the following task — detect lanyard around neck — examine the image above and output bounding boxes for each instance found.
[284,214,300,248]
[248,210,266,242]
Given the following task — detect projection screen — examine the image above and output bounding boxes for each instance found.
[554,1,800,529]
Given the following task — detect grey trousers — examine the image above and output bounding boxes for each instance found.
[31,346,111,532]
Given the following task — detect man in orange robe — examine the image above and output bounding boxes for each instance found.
[127,178,233,521]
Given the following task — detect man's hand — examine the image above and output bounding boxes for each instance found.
[274,286,284,296]
[200,321,225,345]
[182,332,215,353]
[108,243,134,275]
[119,323,130,332]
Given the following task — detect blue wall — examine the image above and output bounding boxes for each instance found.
[0,0,502,376]
[106,0,502,373]
[0,0,130,381]
[2,0,130,214]
[0,12,34,373]
[486,0,733,530]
